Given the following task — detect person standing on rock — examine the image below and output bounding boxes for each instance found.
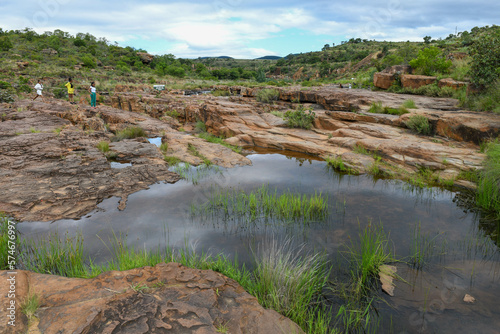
[65,77,75,104]
[89,81,97,108]
[32,79,45,102]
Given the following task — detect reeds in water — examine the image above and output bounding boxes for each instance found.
[192,184,329,223]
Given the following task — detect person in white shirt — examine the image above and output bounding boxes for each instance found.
[89,81,97,108]
[32,79,45,102]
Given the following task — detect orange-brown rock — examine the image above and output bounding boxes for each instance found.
[0,263,304,334]
[373,72,396,89]
[136,52,154,64]
[438,78,468,90]
[401,74,437,89]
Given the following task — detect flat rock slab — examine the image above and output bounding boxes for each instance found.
[0,263,304,334]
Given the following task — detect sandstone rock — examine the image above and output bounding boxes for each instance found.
[16,61,29,69]
[401,74,437,89]
[464,294,476,303]
[0,264,304,334]
[137,52,155,64]
[438,78,468,90]
[382,65,412,75]
[373,72,396,89]
[379,265,397,296]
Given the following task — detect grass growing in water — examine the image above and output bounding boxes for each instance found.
[192,184,329,223]
[476,140,500,219]
[325,156,357,174]
[164,155,181,166]
[0,213,19,270]
[408,222,445,269]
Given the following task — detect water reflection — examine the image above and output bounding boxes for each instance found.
[17,151,500,333]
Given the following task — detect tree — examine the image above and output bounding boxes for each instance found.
[322,44,330,51]
[423,36,432,44]
[0,36,13,51]
[409,46,452,75]
[469,28,500,88]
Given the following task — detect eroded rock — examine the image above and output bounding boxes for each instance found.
[0,263,304,334]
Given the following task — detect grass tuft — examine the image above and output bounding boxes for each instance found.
[113,126,147,141]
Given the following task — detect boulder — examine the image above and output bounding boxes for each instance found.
[373,72,396,89]
[16,61,29,69]
[137,52,154,64]
[381,65,412,75]
[438,78,468,90]
[0,264,305,334]
[401,74,437,89]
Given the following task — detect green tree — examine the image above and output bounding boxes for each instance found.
[409,46,452,75]
[423,36,431,44]
[0,36,13,51]
[469,28,500,88]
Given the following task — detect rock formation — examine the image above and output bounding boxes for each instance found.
[0,263,304,334]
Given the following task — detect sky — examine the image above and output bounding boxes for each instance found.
[0,0,498,59]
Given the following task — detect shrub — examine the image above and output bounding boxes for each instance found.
[0,36,13,51]
[256,89,280,103]
[212,89,230,97]
[0,81,12,89]
[367,102,409,116]
[405,114,431,135]
[113,126,147,141]
[81,55,96,68]
[195,121,206,133]
[409,46,452,76]
[469,28,500,88]
[0,90,14,103]
[284,105,316,129]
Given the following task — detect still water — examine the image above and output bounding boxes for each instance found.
[18,150,500,333]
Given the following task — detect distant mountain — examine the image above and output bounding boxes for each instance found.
[256,55,282,60]
[198,56,234,59]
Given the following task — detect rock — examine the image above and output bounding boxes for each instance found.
[374,72,396,89]
[16,61,29,69]
[382,65,412,75]
[464,294,476,303]
[438,78,469,90]
[0,264,304,334]
[379,265,397,296]
[401,74,437,89]
[41,48,58,55]
[137,52,154,64]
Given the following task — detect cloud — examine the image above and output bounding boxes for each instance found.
[0,0,498,58]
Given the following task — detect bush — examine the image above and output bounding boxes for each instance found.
[367,102,409,116]
[405,114,431,135]
[402,99,417,109]
[0,36,13,51]
[0,81,12,89]
[256,89,280,103]
[284,105,316,130]
[0,90,14,103]
[96,141,110,153]
[469,28,500,88]
[409,46,452,76]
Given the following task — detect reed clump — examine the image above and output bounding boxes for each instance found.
[192,184,329,223]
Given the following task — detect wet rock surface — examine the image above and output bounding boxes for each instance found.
[0,263,304,334]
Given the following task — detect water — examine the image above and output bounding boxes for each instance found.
[18,151,500,333]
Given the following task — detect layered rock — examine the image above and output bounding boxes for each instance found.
[0,99,250,222]
[401,74,437,89]
[438,78,469,90]
[0,263,304,334]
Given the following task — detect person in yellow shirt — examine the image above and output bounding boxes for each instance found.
[65,77,75,104]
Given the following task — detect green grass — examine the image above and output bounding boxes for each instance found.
[249,238,330,327]
[0,213,19,270]
[325,156,357,174]
[476,140,500,218]
[29,127,40,133]
[19,231,88,277]
[96,141,110,153]
[160,142,168,152]
[113,126,147,141]
[188,143,212,165]
[165,110,180,119]
[195,121,207,133]
[192,184,329,224]
[353,143,370,155]
[270,110,285,118]
[405,114,432,135]
[164,155,181,165]
[284,105,316,129]
[402,99,417,109]
[21,293,40,322]
[212,89,231,97]
[408,222,444,269]
[197,132,242,153]
[367,101,409,116]
[256,88,280,103]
